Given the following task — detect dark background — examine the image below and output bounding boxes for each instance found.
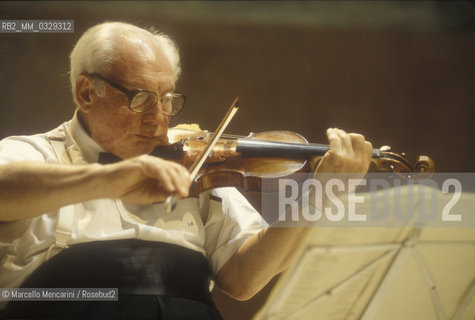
[1,1,474,319]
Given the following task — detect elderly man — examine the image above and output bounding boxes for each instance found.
[0,22,372,319]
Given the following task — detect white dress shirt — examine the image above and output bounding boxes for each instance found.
[0,112,267,294]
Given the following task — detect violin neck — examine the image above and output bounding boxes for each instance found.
[236,139,381,159]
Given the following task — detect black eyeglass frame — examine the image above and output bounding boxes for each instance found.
[88,73,185,116]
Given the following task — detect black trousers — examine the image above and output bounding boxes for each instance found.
[3,240,223,320]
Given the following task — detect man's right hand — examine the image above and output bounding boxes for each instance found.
[104,155,191,204]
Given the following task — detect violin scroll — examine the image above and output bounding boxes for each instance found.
[371,146,435,178]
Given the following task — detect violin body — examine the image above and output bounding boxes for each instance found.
[167,128,310,194]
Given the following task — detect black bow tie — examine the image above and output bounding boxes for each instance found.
[98,140,185,164]
[98,152,122,164]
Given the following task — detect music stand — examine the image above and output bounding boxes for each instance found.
[254,186,475,320]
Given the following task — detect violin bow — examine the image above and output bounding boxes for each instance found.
[165,97,240,212]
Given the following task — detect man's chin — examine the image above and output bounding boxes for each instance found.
[133,144,161,157]
[110,136,168,159]
[113,144,159,159]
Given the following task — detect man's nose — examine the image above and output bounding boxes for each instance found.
[141,101,168,125]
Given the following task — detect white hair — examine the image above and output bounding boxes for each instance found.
[69,21,181,107]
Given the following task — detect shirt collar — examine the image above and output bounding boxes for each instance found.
[70,110,105,163]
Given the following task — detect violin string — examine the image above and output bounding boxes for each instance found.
[209,132,328,148]
[208,132,243,139]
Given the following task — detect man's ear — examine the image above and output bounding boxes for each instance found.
[75,74,95,113]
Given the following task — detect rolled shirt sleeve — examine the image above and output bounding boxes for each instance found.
[203,187,268,276]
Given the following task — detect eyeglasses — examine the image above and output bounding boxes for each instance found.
[89,73,185,116]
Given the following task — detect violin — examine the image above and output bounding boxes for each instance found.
[130,125,435,196]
